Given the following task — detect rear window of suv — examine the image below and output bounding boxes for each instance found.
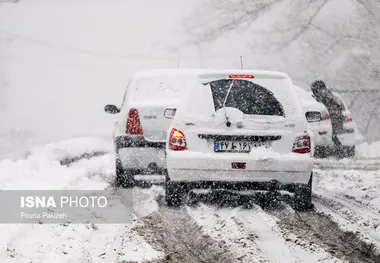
[209,79,285,116]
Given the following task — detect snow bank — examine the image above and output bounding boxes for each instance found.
[315,169,380,212]
[28,136,112,162]
[357,140,380,159]
[0,137,163,262]
[0,137,112,190]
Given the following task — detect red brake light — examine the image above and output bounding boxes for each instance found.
[169,128,187,151]
[126,108,143,134]
[229,74,254,79]
[321,111,329,120]
[345,112,352,122]
[292,135,311,154]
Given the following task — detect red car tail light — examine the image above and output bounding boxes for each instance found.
[292,135,311,154]
[229,74,254,79]
[321,111,329,121]
[126,108,143,134]
[169,128,187,151]
[345,112,353,122]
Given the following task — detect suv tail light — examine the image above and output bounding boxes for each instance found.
[292,135,311,154]
[126,108,143,134]
[169,128,187,151]
[344,112,352,122]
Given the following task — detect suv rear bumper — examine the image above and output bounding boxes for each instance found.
[168,169,311,185]
[115,135,165,149]
[115,135,166,170]
[167,151,313,185]
[166,179,310,192]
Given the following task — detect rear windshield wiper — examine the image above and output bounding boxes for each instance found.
[222,80,235,127]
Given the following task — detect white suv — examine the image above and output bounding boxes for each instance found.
[104,69,207,188]
[165,70,314,211]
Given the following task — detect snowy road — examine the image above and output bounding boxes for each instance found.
[0,138,380,263]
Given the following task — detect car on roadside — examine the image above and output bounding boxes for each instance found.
[104,69,207,188]
[294,85,334,158]
[165,70,314,211]
[294,85,360,158]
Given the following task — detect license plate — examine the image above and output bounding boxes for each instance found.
[214,140,268,152]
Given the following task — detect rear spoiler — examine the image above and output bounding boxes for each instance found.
[198,72,288,82]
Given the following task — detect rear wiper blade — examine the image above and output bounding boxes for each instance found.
[222,80,235,127]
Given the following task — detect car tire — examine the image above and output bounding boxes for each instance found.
[314,146,327,159]
[165,180,187,207]
[294,172,313,211]
[115,158,137,188]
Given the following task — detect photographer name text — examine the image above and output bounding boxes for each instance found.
[21,211,67,219]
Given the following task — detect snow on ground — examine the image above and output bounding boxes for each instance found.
[313,168,380,249]
[0,137,164,263]
[0,138,379,262]
[0,137,112,190]
[357,140,380,159]
[188,204,345,263]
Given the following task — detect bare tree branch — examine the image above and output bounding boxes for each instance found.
[282,0,331,48]
[179,0,283,47]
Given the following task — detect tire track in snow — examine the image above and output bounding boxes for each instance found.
[313,193,380,250]
[187,204,268,262]
[133,204,237,263]
[272,207,380,263]
[188,203,344,263]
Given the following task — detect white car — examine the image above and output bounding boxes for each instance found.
[294,85,360,158]
[294,85,334,157]
[104,69,208,188]
[165,70,314,211]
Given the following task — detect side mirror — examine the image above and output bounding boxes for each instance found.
[164,108,176,119]
[104,104,120,114]
[305,111,321,122]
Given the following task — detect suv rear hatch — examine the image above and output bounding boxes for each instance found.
[172,73,308,155]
